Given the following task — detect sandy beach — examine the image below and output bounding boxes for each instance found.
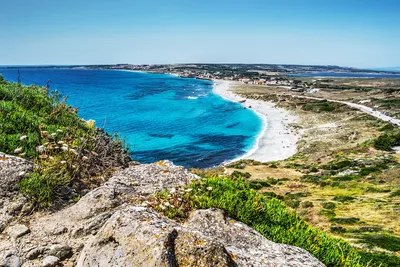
[213,80,299,163]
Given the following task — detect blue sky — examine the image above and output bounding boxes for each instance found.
[0,0,399,68]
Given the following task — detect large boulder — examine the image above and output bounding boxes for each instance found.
[76,207,324,267]
[77,207,236,267]
[0,153,33,197]
[185,209,324,267]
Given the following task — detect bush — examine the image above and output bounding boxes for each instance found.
[322,202,336,210]
[0,81,130,206]
[374,129,400,151]
[189,177,362,266]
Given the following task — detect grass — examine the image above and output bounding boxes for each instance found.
[0,79,129,206]
[182,177,399,267]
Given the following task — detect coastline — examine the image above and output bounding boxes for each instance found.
[213,80,299,163]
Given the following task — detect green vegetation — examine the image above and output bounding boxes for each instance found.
[302,100,337,112]
[187,177,398,267]
[0,80,130,206]
[374,128,400,151]
[154,176,400,266]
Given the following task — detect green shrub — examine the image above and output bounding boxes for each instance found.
[189,177,362,266]
[301,201,314,208]
[230,170,251,179]
[322,202,336,210]
[0,81,130,206]
[333,196,355,202]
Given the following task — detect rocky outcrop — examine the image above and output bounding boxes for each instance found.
[0,159,324,267]
[77,207,322,267]
[0,153,33,198]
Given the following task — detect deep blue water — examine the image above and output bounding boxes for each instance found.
[0,68,262,168]
[289,72,400,78]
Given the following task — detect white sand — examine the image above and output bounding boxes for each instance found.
[213,80,299,163]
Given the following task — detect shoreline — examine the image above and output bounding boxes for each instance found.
[213,80,299,163]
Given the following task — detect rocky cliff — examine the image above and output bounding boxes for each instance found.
[0,154,323,267]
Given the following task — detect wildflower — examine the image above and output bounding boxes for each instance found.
[60,161,67,165]
[62,146,69,152]
[36,145,46,153]
[164,202,171,207]
[14,147,22,154]
[185,188,193,192]
[207,186,213,191]
[49,156,54,160]
[177,198,182,201]
[159,204,166,211]
[170,188,176,194]
[20,135,28,141]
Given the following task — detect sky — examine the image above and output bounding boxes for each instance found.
[0,0,399,68]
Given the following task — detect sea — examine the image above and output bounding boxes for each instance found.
[0,68,262,168]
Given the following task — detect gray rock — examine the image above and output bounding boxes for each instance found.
[76,207,234,267]
[41,256,59,267]
[26,247,46,260]
[6,224,30,239]
[48,244,72,260]
[185,209,324,267]
[108,160,199,196]
[76,207,324,267]
[1,254,21,267]
[0,153,33,197]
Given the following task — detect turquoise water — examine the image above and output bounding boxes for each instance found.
[0,68,262,168]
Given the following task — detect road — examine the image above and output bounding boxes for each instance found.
[290,95,400,127]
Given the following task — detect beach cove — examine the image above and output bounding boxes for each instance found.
[213,80,299,163]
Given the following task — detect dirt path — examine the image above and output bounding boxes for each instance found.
[290,95,400,127]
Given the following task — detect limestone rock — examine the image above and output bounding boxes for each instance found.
[108,160,199,196]
[48,244,72,260]
[185,209,324,267]
[6,224,30,239]
[26,247,46,260]
[0,153,33,197]
[42,256,59,267]
[76,207,235,267]
[76,207,324,267]
[0,254,21,267]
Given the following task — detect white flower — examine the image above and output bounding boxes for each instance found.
[207,186,213,191]
[159,205,166,210]
[57,141,65,145]
[185,188,193,192]
[14,147,23,154]
[36,145,46,153]
[164,202,171,207]
[20,135,28,141]
[51,133,57,137]
[69,149,78,155]
[62,146,69,152]
[60,161,67,164]
[170,188,176,194]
